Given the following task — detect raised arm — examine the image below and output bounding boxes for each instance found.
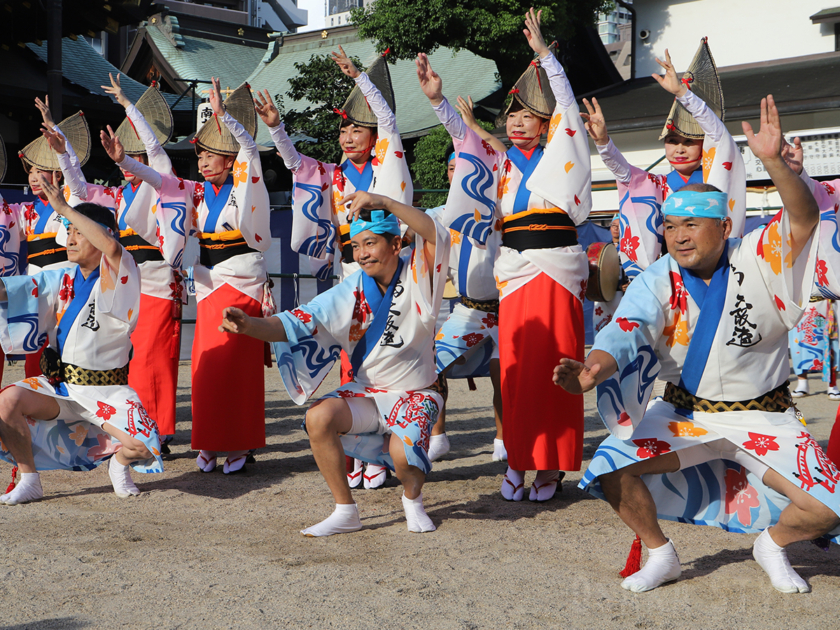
[210,77,258,162]
[37,96,87,200]
[584,97,632,184]
[416,53,466,141]
[523,8,574,111]
[38,174,122,270]
[255,89,302,172]
[743,95,819,261]
[100,125,163,190]
[332,46,398,135]
[455,96,506,154]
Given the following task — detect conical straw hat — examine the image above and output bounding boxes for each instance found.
[193,82,256,156]
[337,54,396,128]
[19,111,90,172]
[501,47,558,123]
[659,37,724,140]
[0,134,6,184]
[116,83,174,155]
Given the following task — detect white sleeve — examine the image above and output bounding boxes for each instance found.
[269,123,302,173]
[539,52,575,112]
[597,139,632,184]
[354,71,397,134]
[676,90,726,144]
[221,111,258,161]
[117,155,162,190]
[432,97,466,141]
[125,103,171,174]
[54,126,88,200]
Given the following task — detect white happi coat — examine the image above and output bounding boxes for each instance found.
[271,221,450,474]
[0,245,163,473]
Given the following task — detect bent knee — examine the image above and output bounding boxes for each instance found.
[0,386,26,420]
[305,399,345,435]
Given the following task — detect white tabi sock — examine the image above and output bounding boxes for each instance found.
[427,433,450,462]
[1,472,44,505]
[347,459,364,489]
[529,470,562,502]
[500,467,525,501]
[363,464,388,489]
[753,528,810,593]
[620,539,682,593]
[109,458,140,498]
[223,451,248,475]
[402,493,436,533]
[301,503,362,537]
[196,450,217,473]
[492,438,507,462]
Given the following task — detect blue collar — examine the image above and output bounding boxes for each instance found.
[666,167,704,195]
[33,198,54,235]
[202,175,234,233]
[340,160,374,194]
[56,266,101,356]
[117,182,141,231]
[506,145,544,215]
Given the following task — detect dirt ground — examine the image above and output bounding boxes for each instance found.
[0,360,838,630]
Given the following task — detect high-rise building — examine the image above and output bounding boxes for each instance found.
[597,1,633,45]
[326,0,365,28]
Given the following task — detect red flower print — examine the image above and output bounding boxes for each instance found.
[668,271,689,313]
[579,279,587,301]
[24,205,38,224]
[481,313,497,328]
[617,317,639,332]
[742,433,780,457]
[816,259,828,287]
[774,295,786,311]
[336,389,365,398]
[291,309,312,324]
[352,289,372,324]
[620,226,640,262]
[632,437,671,459]
[157,225,165,249]
[725,466,760,527]
[317,161,326,176]
[333,168,346,192]
[1,200,10,215]
[462,332,485,347]
[59,275,75,301]
[192,183,205,208]
[822,182,836,196]
[95,401,116,421]
[594,306,603,316]
[812,359,824,372]
[31,278,38,298]
[365,387,387,393]
[481,140,496,156]
[617,412,632,426]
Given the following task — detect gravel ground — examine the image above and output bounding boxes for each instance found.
[0,360,837,630]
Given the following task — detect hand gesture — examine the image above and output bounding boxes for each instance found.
[35,96,55,127]
[254,89,280,128]
[41,124,66,155]
[100,125,125,164]
[781,136,804,175]
[100,72,131,108]
[36,173,70,215]
[552,358,602,395]
[330,45,360,79]
[455,96,480,130]
[339,190,389,223]
[209,77,225,117]
[582,97,609,146]
[652,49,686,97]
[742,95,784,164]
[219,306,252,335]
[415,53,443,106]
[523,8,549,58]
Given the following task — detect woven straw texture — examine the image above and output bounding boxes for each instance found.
[340,55,396,128]
[116,84,174,155]
[660,38,724,140]
[194,82,256,156]
[20,112,90,171]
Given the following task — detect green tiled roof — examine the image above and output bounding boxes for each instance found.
[27,37,191,110]
[146,25,266,94]
[245,31,501,144]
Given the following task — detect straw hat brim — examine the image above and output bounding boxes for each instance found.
[20,111,90,171]
[338,54,396,128]
[193,83,256,156]
[116,85,174,155]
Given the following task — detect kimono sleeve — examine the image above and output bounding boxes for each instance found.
[0,198,23,277]
[290,154,338,266]
[97,244,141,325]
[617,167,666,279]
[591,262,669,438]
[409,217,450,317]
[0,268,66,354]
[806,175,840,300]
[747,209,819,329]
[230,146,271,253]
[127,173,189,270]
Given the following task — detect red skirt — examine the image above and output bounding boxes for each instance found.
[828,404,840,465]
[499,272,584,471]
[191,284,266,451]
[129,293,181,436]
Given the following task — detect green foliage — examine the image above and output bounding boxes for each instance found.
[275,53,362,164]
[411,120,494,208]
[351,0,609,88]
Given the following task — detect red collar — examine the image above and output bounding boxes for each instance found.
[519,146,538,160]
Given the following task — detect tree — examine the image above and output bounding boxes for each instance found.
[275,53,362,165]
[351,0,610,90]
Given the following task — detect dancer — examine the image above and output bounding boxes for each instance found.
[555,95,840,593]
[592,214,627,335]
[418,8,591,501]
[220,189,448,535]
[0,175,163,505]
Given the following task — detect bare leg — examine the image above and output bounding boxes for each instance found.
[304,398,354,504]
[0,386,60,474]
[490,358,503,439]
[428,367,450,461]
[391,432,435,532]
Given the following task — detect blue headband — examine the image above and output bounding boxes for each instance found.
[349,209,401,238]
[448,152,457,164]
[662,190,728,220]
[60,215,114,233]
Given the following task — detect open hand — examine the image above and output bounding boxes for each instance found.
[209,77,225,117]
[455,96,479,129]
[340,190,389,223]
[652,49,686,97]
[552,358,602,394]
[254,89,280,128]
[36,173,70,214]
[742,95,784,164]
[34,96,55,127]
[523,8,549,57]
[219,306,251,335]
[582,97,609,146]
[100,72,130,108]
[781,136,804,175]
[100,125,126,164]
[41,124,66,154]
[415,53,443,106]
[330,45,360,79]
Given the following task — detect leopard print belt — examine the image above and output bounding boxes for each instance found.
[663,381,793,414]
[460,296,499,313]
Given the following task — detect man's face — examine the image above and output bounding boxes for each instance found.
[28,168,62,198]
[446,158,456,184]
[663,215,731,273]
[351,230,400,281]
[610,218,620,243]
[120,153,148,185]
[197,150,235,186]
[66,224,103,268]
[339,124,375,166]
[664,133,703,177]
[506,106,549,150]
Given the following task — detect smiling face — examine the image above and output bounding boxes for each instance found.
[339,123,376,166]
[664,133,703,177]
[27,167,62,198]
[350,229,401,286]
[663,214,731,278]
[197,150,235,187]
[120,153,148,185]
[65,224,103,269]
[506,103,549,151]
